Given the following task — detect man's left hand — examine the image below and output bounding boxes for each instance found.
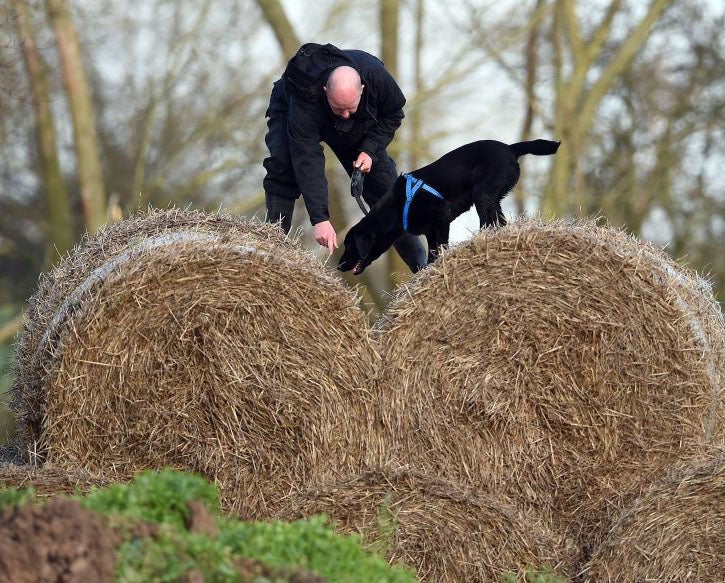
[314,220,338,255]
[354,152,373,173]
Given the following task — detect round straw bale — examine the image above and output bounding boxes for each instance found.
[373,218,725,551]
[583,454,725,582]
[13,207,292,447]
[275,466,574,582]
[11,208,379,517]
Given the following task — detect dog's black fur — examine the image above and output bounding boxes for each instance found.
[338,139,560,274]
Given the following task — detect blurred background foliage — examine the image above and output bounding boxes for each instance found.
[1,0,723,443]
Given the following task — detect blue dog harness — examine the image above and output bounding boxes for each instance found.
[402,173,446,232]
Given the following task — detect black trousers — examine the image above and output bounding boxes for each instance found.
[262,84,427,273]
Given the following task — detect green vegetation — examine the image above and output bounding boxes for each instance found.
[219,516,413,583]
[0,485,35,509]
[0,343,12,394]
[82,469,220,529]
[502,566,570,583]
[361,492,399,558]
[1,469,417,582]
[114,527,243,582]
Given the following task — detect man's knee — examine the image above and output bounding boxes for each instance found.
[263,154,299,199]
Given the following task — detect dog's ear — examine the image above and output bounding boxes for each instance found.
[338,227,375,272]
[354,228,376,263]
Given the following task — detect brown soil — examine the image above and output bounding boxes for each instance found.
[0,497,325,582]
[0,498,117,582]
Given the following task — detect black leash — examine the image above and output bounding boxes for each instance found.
[350,169,369,215]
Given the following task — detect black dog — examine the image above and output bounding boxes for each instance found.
[338,139,560,275]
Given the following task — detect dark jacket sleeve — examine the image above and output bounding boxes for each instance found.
[358,59,406,161]
[287,96,329,225]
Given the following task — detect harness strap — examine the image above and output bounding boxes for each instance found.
[402,173,445,232]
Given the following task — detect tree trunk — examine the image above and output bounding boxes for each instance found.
[12,0,74,260]
[515,0,546,216]
[409,0,424,171]
[379,0,409,288]
[379,0,399,77]
[46,0,107,234]
[253,0,300,59]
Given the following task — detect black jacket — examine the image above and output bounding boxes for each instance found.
[280,49,406,224]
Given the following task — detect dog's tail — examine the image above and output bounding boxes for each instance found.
[509,139,561,158]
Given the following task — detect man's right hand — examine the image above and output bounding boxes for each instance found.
[314,220,338,255]
[354,152,373,173]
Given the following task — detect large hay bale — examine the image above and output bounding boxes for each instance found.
[13,207,292,445]
[11,208,380,517]
[583,454,725,582]
[275,467,574,582]
[373,219,725,551]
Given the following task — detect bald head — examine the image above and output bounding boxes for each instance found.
[324,66,364,119]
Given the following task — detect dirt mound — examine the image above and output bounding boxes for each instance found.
[0,495,327,582]
[0,498,117,582]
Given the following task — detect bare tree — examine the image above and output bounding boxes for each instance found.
[11,0,74,259]
[407,0,425,171]
[464,0,722,301]
[86,0,270,215]
[543,0,674,215]
[583,1,725,298]
[379,0,399,78]
[46,0,107,233]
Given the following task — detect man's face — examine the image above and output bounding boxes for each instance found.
[324,85,364,119]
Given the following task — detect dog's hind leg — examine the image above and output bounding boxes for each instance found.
[473,170,517,228]
[474,198,505,228]
[493,201,507,226]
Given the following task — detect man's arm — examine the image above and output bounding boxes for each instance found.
[287,97,338,253]
[287,97,330,225]
[359,65,406,160]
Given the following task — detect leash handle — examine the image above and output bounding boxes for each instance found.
[350,169,369,215]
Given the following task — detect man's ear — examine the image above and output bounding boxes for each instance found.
[355,229,376,263]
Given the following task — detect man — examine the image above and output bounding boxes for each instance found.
[263,43,427,272]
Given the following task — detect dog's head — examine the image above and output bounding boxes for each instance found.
[338,223,376,275]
